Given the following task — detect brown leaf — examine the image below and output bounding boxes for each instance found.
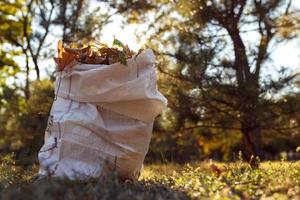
[210,164,222,176]
[54,40,77,71]
[54,39,143,67]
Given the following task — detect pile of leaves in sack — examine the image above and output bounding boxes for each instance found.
[54,38,144,71]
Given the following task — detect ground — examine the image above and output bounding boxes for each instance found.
[0,156,299,200]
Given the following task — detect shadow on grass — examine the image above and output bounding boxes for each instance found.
[1,176,190,200]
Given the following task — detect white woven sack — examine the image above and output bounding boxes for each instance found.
[38,49,167,180]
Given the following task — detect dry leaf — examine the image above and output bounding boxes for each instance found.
[210,164,222,176]
[54,39,143,70]
[53,40,77,71]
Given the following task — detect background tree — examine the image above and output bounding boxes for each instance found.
[1,0,300,166]
[111,0,300,166]
[0,0,113,164]
[4,0,112,98]
[0,0,24,87]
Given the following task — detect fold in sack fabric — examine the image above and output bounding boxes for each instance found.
[38,49,167,180]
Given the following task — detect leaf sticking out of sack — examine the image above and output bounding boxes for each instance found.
[53,40,77,71]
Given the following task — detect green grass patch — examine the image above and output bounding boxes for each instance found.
[0,158,299,199]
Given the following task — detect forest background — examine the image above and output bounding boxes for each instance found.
[1,0,300,167]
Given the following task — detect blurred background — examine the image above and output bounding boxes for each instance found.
[0,0,300,167]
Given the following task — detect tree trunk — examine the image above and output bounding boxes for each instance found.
[33,57,40,80]
[25,59,30,99]
[240,115,263,168]
[23,50,30,99]
[225,21,264,166]
[239,82,264,168]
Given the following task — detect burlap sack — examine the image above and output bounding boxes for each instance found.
[38,49,167,180]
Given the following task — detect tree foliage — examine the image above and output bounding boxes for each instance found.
[111,0,300,164]
[1,0,112,98]
[0,0,24,85]
[0,0,113,164]
[1,0,300,165]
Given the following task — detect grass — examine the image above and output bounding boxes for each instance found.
[142,161,300,199]
[0,155,299,200]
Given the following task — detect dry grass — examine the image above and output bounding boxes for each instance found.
[0,155,299,200]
